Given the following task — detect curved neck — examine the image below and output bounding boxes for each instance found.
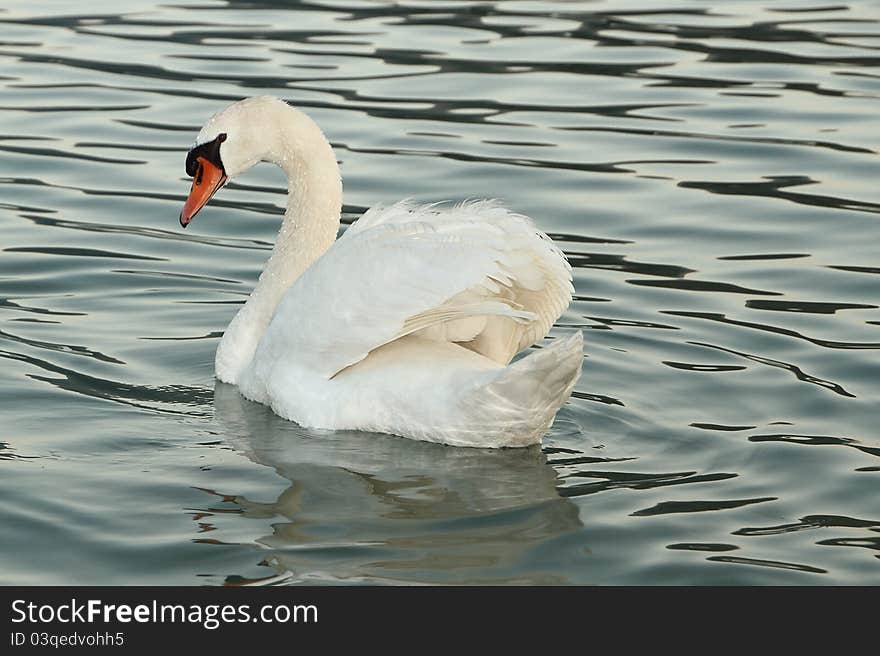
[216,104,342,384]
[253,113,342,311]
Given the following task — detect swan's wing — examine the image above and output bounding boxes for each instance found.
[272,200,573,379]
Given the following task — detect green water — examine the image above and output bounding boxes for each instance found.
[1,0,878,585]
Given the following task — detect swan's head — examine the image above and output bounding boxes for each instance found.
[179,96,292,227]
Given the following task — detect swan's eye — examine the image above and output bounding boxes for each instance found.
[185,151,198,177]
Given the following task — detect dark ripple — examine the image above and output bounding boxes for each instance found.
[5,246,166,262]
[630,278,782,296]
[567,125,874,155]
[567,252,693,278]
[0,441,38,461]
[141,331,223,342]
[549,233,631,246]
[749,433,880,458]
[112,269,242,285]
[559,470,737,499]
[690,423,756,431]
[664,311,880,350]
[0,103,149,113]
[570,390,624,407]
[719,253,810,261]
[74,140,182,153]
[816,536,880,552]
[0,297,85,317]
[115,118,197,132]
[667,543,739,552]
[679,176,880,215]
[745,299,878,314]
[734,514,880,536]
[0,328,124,365]
[0,348,211,417]
[0,142,145,165]
[0,48,300,89]
[546,455,637,467]
[688,341,856,398]
[705,556,826,575]
[665,362,747,373]
[631,497,777,517]
[9,318,60,324]
[582,316,679,331]
[14,210,272,252]
[828,265,880,276]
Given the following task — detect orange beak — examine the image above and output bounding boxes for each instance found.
[180,157,227,228]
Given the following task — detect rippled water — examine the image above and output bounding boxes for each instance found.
[1,0,878,585]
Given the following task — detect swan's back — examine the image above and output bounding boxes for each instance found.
[336,199,574,367]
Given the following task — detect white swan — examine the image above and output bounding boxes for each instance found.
[179,96,583,448]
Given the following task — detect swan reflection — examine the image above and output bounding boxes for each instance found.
[207,381,584,584]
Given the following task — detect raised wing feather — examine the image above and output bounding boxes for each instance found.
[268,200,573,379]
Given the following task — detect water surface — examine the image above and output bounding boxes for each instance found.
[1,0,879,585]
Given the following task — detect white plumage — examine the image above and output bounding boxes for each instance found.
[183,96,583,448]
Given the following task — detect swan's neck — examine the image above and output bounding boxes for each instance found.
[252,130,341,312]
[216,105,341,384]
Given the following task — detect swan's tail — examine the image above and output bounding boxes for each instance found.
[464,330,583,447]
